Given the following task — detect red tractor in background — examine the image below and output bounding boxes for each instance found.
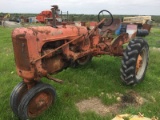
[36,10,52,23]
[10,5,149,119]
[36,5,61,23]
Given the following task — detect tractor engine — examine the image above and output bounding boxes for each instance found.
[41,40,67,74]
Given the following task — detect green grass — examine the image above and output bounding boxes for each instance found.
[146,27,160,48]
[0,26,160,120]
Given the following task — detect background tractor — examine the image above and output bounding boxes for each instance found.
[10,6,149,119]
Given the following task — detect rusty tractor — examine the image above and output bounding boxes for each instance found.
[10,6,149,120]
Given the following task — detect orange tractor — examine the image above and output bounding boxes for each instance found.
[11,6,149,119]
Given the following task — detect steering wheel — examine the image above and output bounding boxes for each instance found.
[98,10,113,27]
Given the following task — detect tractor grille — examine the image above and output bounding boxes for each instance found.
[13,34,30,71]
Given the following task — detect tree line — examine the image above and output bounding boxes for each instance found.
[1,12,160,23]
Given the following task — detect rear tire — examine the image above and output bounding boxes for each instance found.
[76,54,92,66]
[120,38,149,85]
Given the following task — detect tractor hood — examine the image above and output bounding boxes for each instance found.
[12,25,88,42]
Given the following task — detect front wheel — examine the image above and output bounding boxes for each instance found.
[120,38,149,85]
[18,83,56,119]
[10,82,28,116]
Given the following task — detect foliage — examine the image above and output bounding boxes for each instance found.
[1,12,160,23]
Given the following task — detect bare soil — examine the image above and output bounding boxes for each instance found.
[76,91,145,116]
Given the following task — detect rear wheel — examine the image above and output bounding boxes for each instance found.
[120,38,149,85]
[18,83,56,119]
[76,54,92,65]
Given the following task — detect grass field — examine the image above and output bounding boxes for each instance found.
[0,26,160,120]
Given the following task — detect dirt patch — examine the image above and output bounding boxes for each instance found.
[76,91,145,116]
[152,47,160,52]
[120,90,145,105]
[76,97,120,116]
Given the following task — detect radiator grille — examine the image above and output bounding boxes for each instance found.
[13,34,30,70]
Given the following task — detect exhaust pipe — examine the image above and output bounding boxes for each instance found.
[51,5,58,28]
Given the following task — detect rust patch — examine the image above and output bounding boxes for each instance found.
[27,91,53,118]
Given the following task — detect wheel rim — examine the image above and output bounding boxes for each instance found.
[136,55,142,73]
[27,90,54,117]
[136,47,147,80]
